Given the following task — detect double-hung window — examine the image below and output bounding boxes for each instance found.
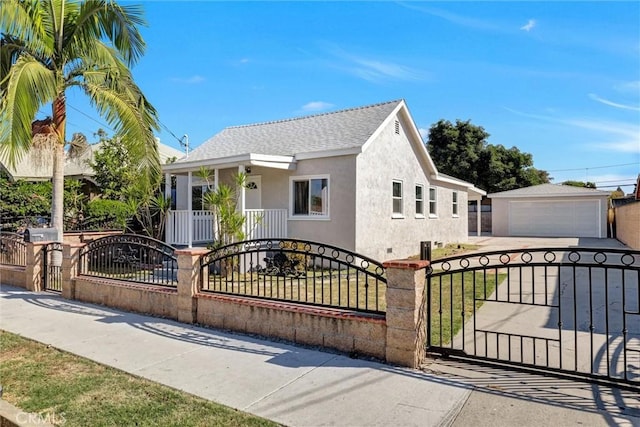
[429,186,437,217]
[290,176,329,218]
[452,191,459,216]
[415,184,424,217]
[392,180,403,217]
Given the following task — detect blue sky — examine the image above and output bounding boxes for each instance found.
[63,1,640,193]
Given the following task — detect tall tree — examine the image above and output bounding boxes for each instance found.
[426,119,549,193]
[0,0,160,244]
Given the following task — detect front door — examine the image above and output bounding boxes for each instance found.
[245,176,262,209]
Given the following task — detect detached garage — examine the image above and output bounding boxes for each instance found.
[489,184,610,238]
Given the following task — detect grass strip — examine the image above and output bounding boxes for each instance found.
[0,331,278,427]
[428,270,506,346]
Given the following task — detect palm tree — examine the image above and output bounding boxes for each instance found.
[0,0,160,244]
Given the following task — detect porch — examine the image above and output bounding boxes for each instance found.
[166,209,288,247]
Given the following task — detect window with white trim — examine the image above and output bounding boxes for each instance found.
[415,184,424,216]
[429,186,437,217]
[290,176,329,218]
[452,191,459,216]
[392,180,403,216]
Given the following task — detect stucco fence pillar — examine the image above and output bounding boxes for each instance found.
[175,248,209,324]
[383,259,430,368]
[61,243,83,300]
[24,242,45,292]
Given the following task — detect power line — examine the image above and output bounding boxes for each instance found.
[67,104,114,132]
[547,162,638,172]
[592,178,636,184]
[158,119,183,144]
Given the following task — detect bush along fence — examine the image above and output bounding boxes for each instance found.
[0,235,431,368]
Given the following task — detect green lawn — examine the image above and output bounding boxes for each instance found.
[0,331,278,427]
[427,270,506,347]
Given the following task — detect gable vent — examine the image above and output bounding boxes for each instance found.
[394,120,400,134]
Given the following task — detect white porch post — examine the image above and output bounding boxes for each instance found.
[476,199,481,236]
[187,171,193,248]
[238,165,246,216]
[164,172,172,244]
[214,168,219,189]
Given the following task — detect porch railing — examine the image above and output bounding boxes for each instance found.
[166,209,287,246]
[244,209,287,240]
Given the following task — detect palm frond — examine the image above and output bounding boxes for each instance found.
[0,0,55,61]
[74,0,147,66]
[0,53,57,167]
[82,73,160,182]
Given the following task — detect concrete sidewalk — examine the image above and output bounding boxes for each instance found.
[1,285,638,426]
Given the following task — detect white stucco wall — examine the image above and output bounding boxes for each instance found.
[354,114,469,261]
[286,155,357,251]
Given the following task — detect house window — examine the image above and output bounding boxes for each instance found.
[290,176,329,218]
[429,186,437,217]
[452,191,459,216]
[415,184,424,217]
[392,180,403,217]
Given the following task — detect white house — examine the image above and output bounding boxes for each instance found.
[162,100,485,260]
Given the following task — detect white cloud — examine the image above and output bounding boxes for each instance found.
[504,107,640,154]
[302,101,334,112]
[397,3,498,31]
[325,45,425,83]
[589,93,640,111]
[520,19,536,32]
[614,80,640,94]
[171,75,205,84]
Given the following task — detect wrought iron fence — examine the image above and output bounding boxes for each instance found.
[426,247,640,389]
[78,234,177,287]
[0,232,26,266]
[200,238,387,314]
[43,242,63,292]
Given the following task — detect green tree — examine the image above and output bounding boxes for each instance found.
[90,133,138,201]
[426,119,550,193]
[0,0,160,245]
[561,180,597,189]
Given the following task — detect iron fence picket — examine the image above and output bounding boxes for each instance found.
[425,247,640,390]
[199,238,386,314]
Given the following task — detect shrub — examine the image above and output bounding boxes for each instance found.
[84,199,134,230]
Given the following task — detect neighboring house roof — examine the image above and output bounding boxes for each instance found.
[488,183,610,199]
[1,140,184,182]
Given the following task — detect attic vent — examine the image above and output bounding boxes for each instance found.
[394,120,400,134]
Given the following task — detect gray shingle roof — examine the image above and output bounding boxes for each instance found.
[489,183,611,198]
[174,100,403,163]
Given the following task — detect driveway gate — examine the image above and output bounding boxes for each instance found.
[425,247,639,389]
[42,242,63,292]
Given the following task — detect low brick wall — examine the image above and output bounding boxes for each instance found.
[72,277,178,319]
[616,201,640,249]
[196,293,387,359]
[0,265,26,288]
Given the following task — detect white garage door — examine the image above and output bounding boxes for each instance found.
[509,200,601,237]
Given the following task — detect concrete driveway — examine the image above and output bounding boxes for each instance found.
[440,236,639,385]
[467,236,630,251]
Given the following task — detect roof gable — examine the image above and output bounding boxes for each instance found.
[173,100,403,164]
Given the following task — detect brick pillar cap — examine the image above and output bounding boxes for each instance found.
[175,248,210,256]
[383,259,430,270]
